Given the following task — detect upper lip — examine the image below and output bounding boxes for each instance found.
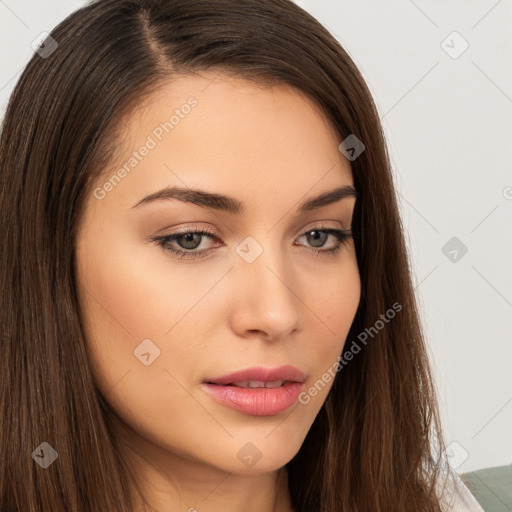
[204,365,307,385]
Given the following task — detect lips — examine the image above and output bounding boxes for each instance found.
[204,365,307,386]
[202,365,307,416]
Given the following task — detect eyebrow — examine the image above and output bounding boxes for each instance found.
[131,184,357,214]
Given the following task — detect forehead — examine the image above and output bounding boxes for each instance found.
[94,72,353,212]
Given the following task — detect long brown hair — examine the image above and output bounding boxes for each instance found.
[0,0,458,510]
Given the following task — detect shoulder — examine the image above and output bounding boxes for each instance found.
[438,471,485,512]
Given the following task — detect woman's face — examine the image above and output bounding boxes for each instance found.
[76,72,360,476]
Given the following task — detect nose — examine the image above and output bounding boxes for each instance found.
[228,240,301,341]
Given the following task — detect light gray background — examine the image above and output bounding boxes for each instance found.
[1,0,511,474]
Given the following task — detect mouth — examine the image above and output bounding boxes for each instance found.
[205,379,291,388]
[203,365,307,387]
[201,366,307,416]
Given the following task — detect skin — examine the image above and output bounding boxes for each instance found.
[75,71,361,512]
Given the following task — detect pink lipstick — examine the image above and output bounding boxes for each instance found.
[202,365,306,416]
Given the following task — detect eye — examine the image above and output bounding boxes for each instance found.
[150,225,353,260]
[295,228,352,257]
[151,227,221,260]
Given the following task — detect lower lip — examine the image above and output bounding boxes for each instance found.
[201,381,305,416]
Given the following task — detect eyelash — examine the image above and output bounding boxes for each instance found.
[150,225,353,260]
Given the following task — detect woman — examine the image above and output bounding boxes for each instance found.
[0,1,484,511]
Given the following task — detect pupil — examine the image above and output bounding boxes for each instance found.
[308,230,327,248]
[180,233,201,249]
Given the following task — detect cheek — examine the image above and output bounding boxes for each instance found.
[76,216,219,339]
[75,234,218,450]
[299,251,360,406]
[309,246,360,341]
[75,219,231,403]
